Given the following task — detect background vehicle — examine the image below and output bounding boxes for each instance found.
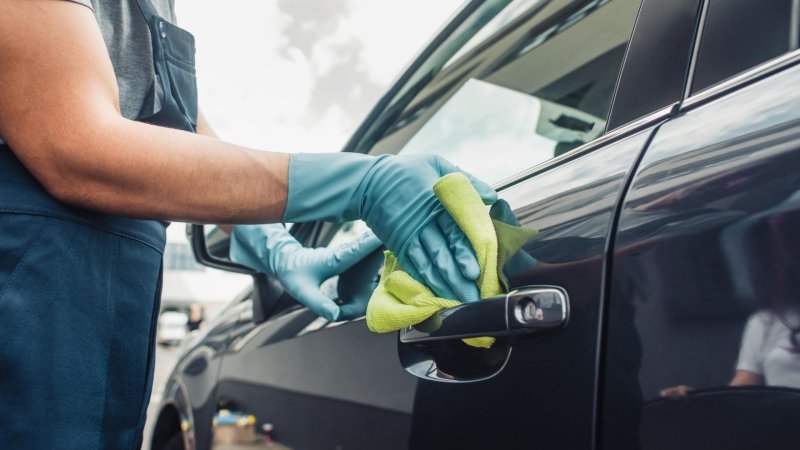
[156,310,189,347]
[150,0,800,449]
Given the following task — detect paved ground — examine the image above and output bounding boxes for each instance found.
[142,344,183,450]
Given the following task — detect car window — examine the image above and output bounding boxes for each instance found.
[368,0,642,186]
[691,0,800,93]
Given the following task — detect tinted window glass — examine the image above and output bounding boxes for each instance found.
[692,0,800,93]
[369,0,641,185]
[602,63,800,450]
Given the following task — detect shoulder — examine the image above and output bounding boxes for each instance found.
[747,310,776,330]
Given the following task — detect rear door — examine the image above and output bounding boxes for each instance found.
[213,0,702,448]
[601,1,800,449]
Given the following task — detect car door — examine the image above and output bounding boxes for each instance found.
[211,248,419,450]
[601,1,800,449]
[210,0,702,449]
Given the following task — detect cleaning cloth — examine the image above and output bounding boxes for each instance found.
[366,173,538,348]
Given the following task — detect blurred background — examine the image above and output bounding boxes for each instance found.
[146,1,462,447]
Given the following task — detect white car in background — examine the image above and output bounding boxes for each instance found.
[156,311,188,347]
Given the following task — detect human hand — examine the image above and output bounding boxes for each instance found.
[230,224,382,321]
[660,385,693,401]
[283,153,497,303]
[360,154,498,303]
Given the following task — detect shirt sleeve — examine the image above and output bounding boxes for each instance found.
[736,313,768,375]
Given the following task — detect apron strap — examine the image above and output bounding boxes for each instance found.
[134,0,161,22]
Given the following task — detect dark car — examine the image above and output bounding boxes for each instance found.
[149,0,800,449]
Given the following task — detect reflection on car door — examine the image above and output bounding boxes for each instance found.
[407,130,652,449]
[601,43,800,450]
[212,252,419,450]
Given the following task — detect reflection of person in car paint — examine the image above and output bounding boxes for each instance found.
[661,307,800,400]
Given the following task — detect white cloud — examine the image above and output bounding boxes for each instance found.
[331,1,464,86]
[175,0,463,153]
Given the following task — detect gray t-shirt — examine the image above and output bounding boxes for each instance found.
[0,0,176,145]
[68,0,177,119]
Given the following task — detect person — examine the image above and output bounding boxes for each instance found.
[660,307,800,401]
[186,302,203,332]
[0,1,496,448]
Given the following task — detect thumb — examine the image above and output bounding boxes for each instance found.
[285,282,342,322]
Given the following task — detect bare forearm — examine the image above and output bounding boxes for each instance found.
[50,117,289,223]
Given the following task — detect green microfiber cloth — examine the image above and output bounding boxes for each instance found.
[366,173,538,348]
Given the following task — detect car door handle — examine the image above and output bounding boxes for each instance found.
[400,286,569,344]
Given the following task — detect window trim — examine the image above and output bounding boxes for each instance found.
[682,0,710,100]
[493,103,675,190]
[498,0,800,191]
[340,0,489,155]
[681,47,800,112]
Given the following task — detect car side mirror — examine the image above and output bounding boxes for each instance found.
[187,224,286,324]
[186,224,255,274]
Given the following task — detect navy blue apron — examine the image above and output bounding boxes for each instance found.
[0,1,197,448]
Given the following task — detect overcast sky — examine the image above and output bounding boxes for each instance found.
[168,0,462,241]
[175,0,463,153]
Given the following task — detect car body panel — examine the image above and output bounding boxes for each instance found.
[406,129,653,449]
[214,307,416,449]
[601,54,800,449]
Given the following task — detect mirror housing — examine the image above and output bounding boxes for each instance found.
[187,224,285,324]
[187,224,255,274]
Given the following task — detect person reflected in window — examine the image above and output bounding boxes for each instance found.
[661,302,800,400]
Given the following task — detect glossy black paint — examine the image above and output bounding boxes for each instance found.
[213,308,418,449]
[401,295,511,342]
[691,0,794,93]
[153,295,248,450]
[407,131,652,449]
[607,0,702,130]
[601,59,800,449]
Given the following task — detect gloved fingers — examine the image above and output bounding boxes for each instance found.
[432,155,497,205]
[327,231,383,276]
[338,287,372,320]
[419,223,480,303]
[489,199,522,226]
[285,283,342,322]
[405,234,459,301]
[337,260,379,321]
[436,213,480,281]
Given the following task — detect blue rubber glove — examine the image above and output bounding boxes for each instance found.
[284,153,498,303]
[229,224,383,321]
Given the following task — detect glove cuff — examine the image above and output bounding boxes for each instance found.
[230,224,301,276]
[284,152,381,223]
